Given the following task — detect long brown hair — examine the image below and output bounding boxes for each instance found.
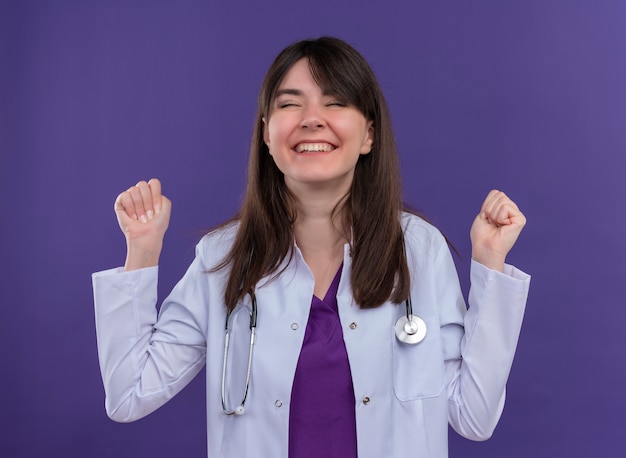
[213,36,410,311]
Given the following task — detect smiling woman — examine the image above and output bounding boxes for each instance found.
[92,36,530,458]
[264,58,374,195]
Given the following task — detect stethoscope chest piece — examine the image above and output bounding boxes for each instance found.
[395,314,427,345]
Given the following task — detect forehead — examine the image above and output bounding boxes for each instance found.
[277,58,318,90]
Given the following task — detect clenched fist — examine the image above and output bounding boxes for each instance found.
[470,190,526,272]
[114,178,172,271]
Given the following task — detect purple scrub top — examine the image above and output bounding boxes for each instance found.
[288,266,358,457]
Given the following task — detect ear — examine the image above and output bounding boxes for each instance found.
[262,117,270,149]
[360,121,374,154]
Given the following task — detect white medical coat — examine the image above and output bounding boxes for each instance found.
[92,213,530,457]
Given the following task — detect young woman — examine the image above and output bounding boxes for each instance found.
[93,37,530,457]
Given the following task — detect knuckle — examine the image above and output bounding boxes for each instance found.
[118,192,132,205]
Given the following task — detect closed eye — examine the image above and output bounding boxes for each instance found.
[274,96,301,109]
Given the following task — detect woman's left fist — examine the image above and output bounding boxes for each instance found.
[470,190,527,271]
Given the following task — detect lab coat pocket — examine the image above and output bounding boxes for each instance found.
[392,315,445,401]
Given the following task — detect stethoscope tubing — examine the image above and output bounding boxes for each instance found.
[221,294,257,416]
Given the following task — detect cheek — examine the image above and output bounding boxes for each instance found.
[265,125,289,162]
[334,115,369,140]
[265,120,287,149]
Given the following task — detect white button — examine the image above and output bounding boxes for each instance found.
[349,322,357,330]
[291,323,299,330]
[275,400,283,408]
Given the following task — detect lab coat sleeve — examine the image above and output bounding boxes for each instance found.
[438,239,530,440]
[92,245,209,423]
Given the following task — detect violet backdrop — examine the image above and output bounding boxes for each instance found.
[1,1,625,457]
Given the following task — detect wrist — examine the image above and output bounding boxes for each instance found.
[471,247,505,272]
[124,239,163,271]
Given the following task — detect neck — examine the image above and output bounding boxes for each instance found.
[292,198,347,299]
[290,185,350,251]
[287,182,351,299]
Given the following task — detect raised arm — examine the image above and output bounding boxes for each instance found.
[94,178,208,422]
[445,190,530,439]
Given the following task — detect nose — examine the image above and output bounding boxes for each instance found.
[299,105,325,129]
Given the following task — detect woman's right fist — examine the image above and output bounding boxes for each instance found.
[114,178,172,270]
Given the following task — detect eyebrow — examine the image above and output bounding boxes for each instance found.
[275,88,303,97]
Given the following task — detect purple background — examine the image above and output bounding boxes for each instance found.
[2,1,625,457]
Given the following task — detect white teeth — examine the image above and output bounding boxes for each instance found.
[295,143,335,153]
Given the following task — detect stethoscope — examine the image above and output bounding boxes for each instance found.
[221,291,257,416]
[221,288,427,416]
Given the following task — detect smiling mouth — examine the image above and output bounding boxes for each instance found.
[294,143,336,153]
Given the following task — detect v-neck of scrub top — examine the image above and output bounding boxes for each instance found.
[288,264,357,458]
